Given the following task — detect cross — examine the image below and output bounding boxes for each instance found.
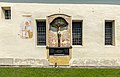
[59,8,61,13]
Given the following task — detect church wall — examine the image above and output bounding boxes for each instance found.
[0,3,120,66]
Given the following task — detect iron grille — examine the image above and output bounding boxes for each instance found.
[105,22,112,45]
[37,20,46,45]
[5,10,11,19]
[72,22,82,45]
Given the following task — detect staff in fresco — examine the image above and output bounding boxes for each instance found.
[19,19,33,39]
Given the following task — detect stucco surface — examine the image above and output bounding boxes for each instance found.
[0,3,120,66]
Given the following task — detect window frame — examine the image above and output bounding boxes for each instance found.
[72,20,83,46]
[2,7,11,20]
[36,19,46,46]
[105,20,115,46]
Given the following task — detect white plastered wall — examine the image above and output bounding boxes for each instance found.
[0,2,120,66]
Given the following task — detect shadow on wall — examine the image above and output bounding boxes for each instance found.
[1,0,120,5]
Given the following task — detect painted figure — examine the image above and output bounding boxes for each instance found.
[19,19,33,39]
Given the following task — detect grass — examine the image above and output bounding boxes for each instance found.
[0,67,120,77]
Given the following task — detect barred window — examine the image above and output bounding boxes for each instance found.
[36,20,46,45]
[5,10,11,19]
[72,21,82,45]
[105,21,114,45]
[2,7,11,19]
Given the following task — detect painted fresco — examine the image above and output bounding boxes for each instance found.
[47,14,71,47]
[19,15,33,39]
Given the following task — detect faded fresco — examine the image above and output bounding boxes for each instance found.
[19,16,33,39]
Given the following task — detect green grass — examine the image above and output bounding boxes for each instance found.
[0,67,120,77]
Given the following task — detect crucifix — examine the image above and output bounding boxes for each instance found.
[57,24,61,47]
[50,18,68,47]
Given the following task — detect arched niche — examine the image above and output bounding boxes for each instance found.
[50,17,68,32]
[46,14,72,47]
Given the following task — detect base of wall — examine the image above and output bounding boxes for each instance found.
[0,58,49,67]
[70,58,120,67]
[1,58,120,67]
